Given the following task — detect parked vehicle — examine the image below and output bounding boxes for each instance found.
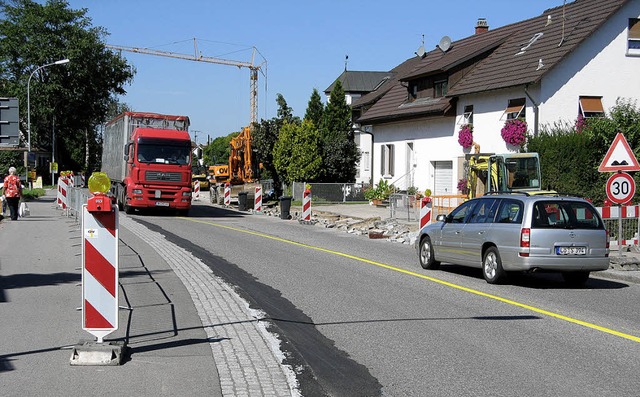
[416,192,610,286]
[102,112,192,215]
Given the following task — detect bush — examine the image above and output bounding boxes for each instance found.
[22,188,46,200]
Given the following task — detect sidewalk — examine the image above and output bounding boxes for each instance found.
[0,191,295,396]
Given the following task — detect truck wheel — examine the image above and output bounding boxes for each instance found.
[124,202,134,214]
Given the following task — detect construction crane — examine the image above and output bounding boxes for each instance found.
[106,39,266,126]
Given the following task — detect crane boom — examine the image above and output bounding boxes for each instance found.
[106,42,263,126]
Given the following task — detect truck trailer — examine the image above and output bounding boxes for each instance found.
[101,112,193,215]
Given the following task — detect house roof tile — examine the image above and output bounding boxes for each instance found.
[356,0,630,124]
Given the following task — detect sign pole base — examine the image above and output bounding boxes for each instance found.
[69,340,126,366]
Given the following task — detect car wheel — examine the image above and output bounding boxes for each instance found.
[562,271,590,287]
[483,247,506,284]
[419,236,440,270]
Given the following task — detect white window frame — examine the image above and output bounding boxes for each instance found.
[463,104,474,125]
[380,144,395,178]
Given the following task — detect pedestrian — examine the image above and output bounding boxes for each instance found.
[2,167,22,220]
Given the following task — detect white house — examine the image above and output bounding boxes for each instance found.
[350,0,640,198]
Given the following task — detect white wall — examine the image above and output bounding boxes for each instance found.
[540,0,640,125]
[371,118,458,194]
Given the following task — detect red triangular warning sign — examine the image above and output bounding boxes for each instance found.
[598,132,640,172]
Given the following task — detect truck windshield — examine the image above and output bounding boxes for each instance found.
[137,141,190,165]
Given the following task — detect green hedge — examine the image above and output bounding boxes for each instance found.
[526,99,640,206]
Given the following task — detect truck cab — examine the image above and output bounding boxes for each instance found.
[466,153,548,198]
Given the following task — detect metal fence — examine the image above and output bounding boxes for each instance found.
[389,193,419,221]
[290,182,369,203]
[603,217,639,250]
[64,187,91,222]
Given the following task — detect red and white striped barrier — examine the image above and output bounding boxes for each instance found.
[597,205,640,248]
[302,189,311,221]
[224,183,231,206]
[57,176,68,210]
[419,197,432,230]
[193,180,200,201]
[81,201,118,343]
[69,172,75,188]
[254,186,262,212]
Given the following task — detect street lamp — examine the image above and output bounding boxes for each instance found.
[26,58,70,184]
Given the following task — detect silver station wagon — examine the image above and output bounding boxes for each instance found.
[416,193,610,286]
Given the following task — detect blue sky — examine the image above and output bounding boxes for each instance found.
[69,0,562,143]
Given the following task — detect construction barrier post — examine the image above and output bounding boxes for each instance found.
[302,189,312,221]
[254,186,262,213]
[58,174,68,211]
[193,180,200,201]
[224,183,231,206]
[419,197,432,231]
[81,192,118,344]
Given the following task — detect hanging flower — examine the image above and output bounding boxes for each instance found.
[458,124,473,149]
[501,119,528,146]
[457,178,469,195]
[575,113,586,134]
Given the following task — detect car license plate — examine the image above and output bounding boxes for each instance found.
[155,201,170,207]
[556,246,586,255]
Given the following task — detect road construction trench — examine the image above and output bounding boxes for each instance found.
[183,217,640,344]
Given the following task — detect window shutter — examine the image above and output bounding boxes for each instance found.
[389,145,395,176]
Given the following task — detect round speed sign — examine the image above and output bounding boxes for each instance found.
[606,172,636,204]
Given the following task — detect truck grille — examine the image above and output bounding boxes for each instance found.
[146,171,182,182]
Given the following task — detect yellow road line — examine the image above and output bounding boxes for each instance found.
[183,217,640,343]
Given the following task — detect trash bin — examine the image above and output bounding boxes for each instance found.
[279,196,292,219]
[238,191,248,211]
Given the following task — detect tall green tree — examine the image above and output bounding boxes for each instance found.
[273,120,322,184]
[0,0,134,177]
[304,88,324,128]
[320,80,359,182]
[252,93,300,193]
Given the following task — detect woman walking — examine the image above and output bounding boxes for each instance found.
[2,167,22,220]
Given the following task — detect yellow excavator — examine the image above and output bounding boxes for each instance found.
[466,152,553,198]
[209,127,260,204]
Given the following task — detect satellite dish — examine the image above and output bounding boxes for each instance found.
[415,45,426,59]
[438,36,452,53]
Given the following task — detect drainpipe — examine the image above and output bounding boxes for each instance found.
[524,85,539,136]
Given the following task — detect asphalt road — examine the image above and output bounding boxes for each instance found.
[131,201,640,396]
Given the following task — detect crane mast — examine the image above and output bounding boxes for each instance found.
[106,41,264,126]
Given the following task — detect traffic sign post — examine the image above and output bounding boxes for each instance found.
[600,132,639,256]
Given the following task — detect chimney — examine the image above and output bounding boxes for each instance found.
[475,18,489,34]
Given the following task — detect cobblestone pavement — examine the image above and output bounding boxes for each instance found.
[120,215,299,397]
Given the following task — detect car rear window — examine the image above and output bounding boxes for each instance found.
[531,201,603,229]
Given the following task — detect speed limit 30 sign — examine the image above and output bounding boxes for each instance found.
[606,172,635,205]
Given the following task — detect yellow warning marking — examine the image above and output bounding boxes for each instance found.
[182,217,640,343]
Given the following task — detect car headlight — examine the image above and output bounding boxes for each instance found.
[132,189,143,194]
[182,191,191,196]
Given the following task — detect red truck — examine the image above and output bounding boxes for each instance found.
[101,112,193,215]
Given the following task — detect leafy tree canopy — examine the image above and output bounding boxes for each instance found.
[304,88,324,128]
[203,131,239,166]
[0,0,134,177]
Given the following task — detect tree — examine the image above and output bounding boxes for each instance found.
[320,80,359,182]
[203,132,239,166]
[0,0,134,178]
[252,93,300,193]
[273,120,322,185]
[304,88,324,128]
